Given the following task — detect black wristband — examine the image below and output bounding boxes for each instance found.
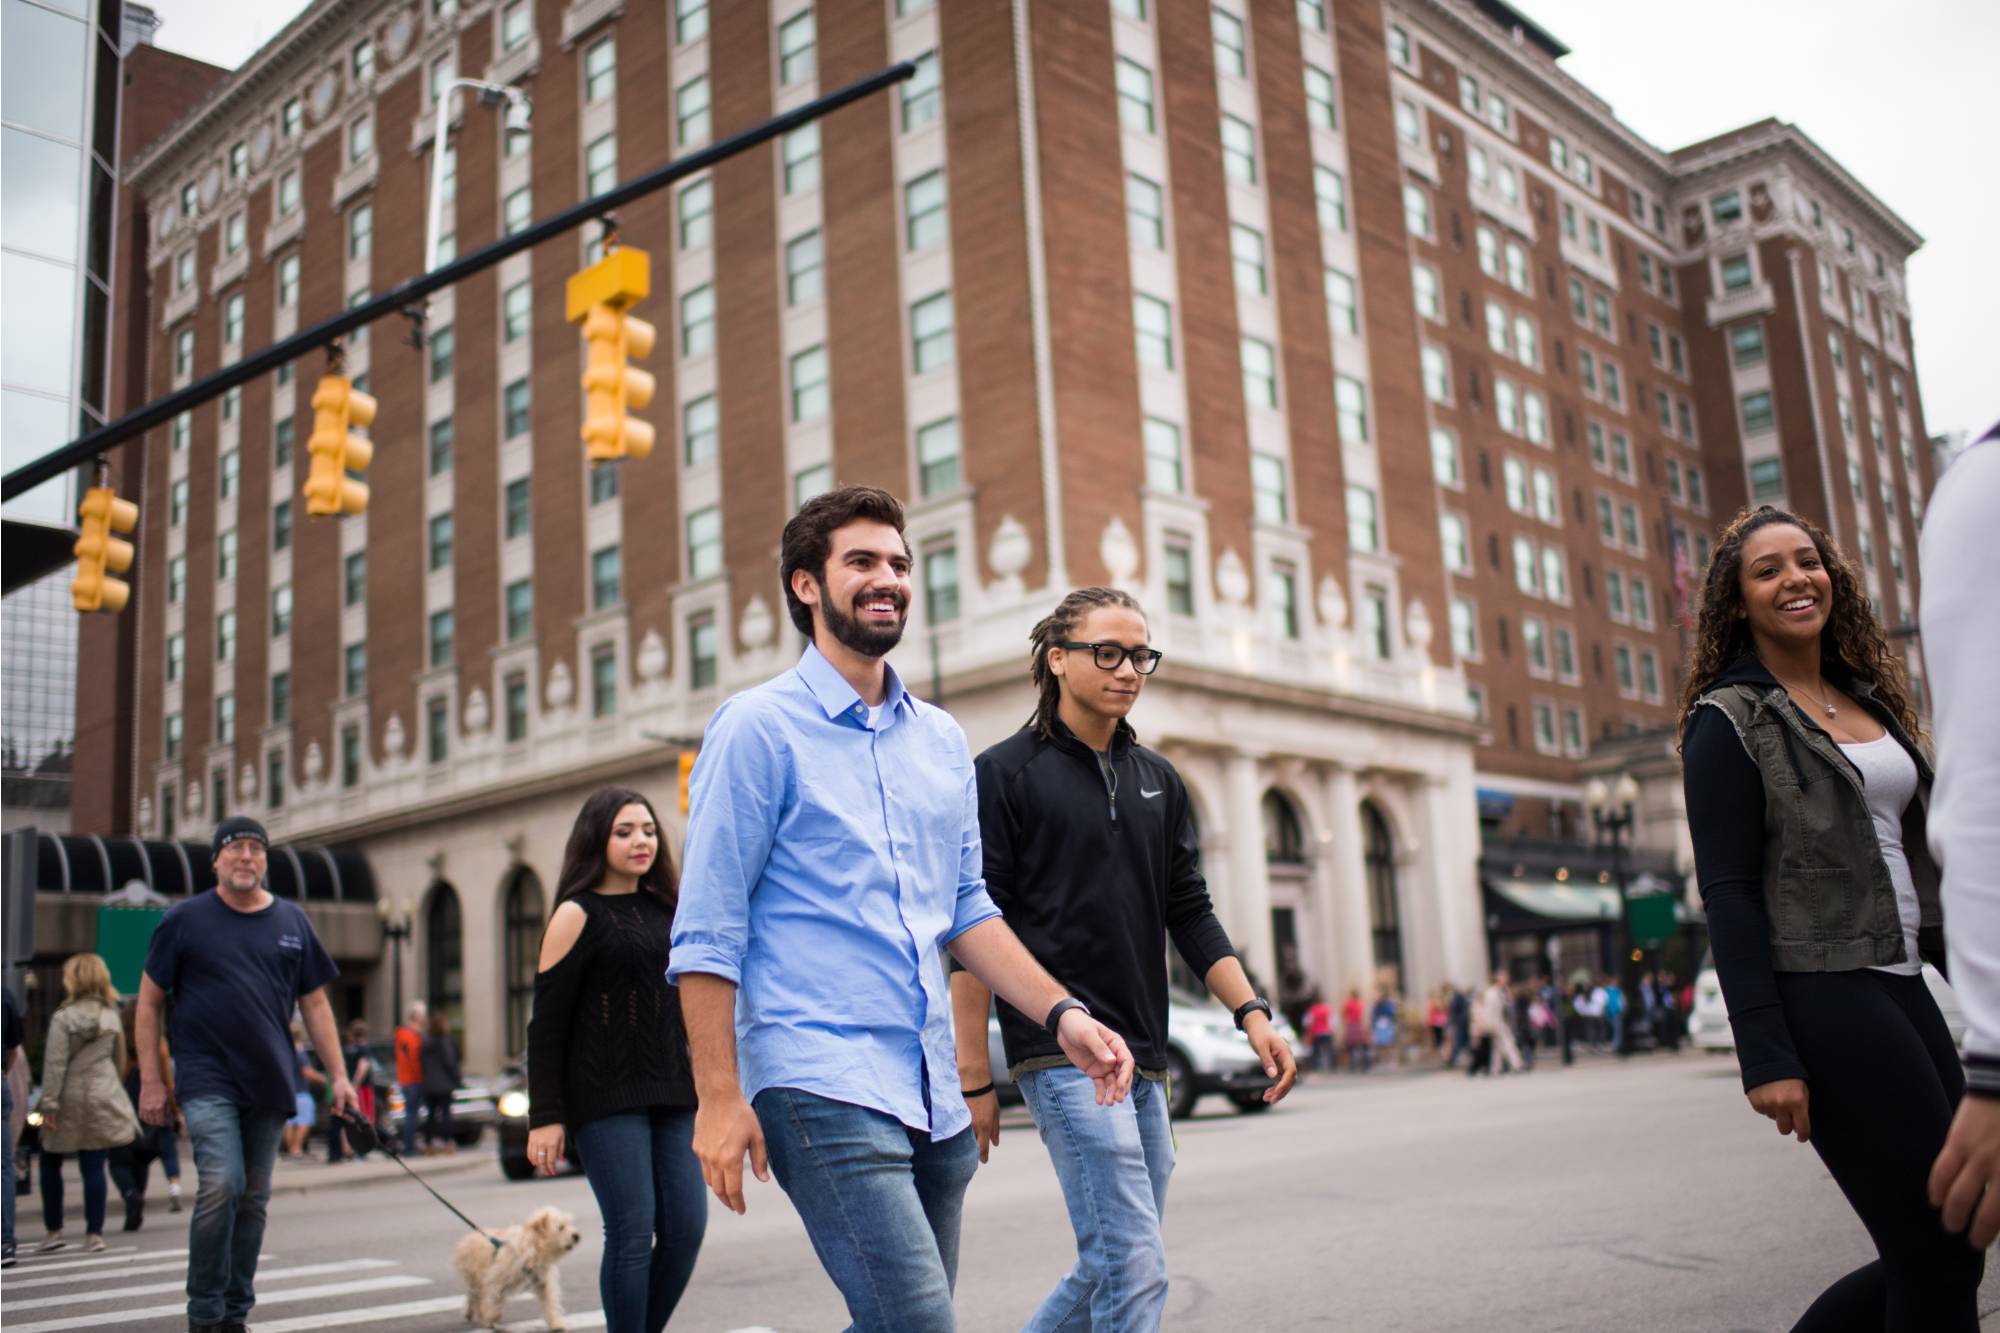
[961,1082,995,1099]
[1233,997,1273,1031]
[1044,997,1090,1038]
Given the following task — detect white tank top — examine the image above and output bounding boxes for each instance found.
[1837,733,1923,977]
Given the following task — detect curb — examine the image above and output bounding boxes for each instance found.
[265,1147,496,1197]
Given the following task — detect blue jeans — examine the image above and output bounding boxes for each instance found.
[754,1087,979,1332]
[157,1126,181,1179]
[39,1149,109,1235]
[181,1096,286,1325]
[399,1083,423,1155]
[1016,1066,1175,1332]
[2,1076,14,1254]
[574,1109,708,1333]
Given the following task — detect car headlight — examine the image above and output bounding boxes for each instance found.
[25,1110,42,1128]
[498,1090,530,1119]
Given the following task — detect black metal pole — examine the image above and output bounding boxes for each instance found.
[2,61,916,504]
[1613,813,1637,1057]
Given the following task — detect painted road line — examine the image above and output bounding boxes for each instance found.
[5,1258,397,1311]
[253,1289,544,1332]
[499,1311,606,1332]
[5,1274,431,1333]
[6,1244,147,1266]
[1,1255,253,1289]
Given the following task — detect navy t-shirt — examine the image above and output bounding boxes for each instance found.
[144,890,339,1116]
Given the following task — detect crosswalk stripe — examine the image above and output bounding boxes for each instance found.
[499,1311,606,1332]
[8,1244,151,1266]
[4,1274,431,1333]
[4,1258,397,1311]
[2,1255,251,1289]
[252,1289,544,1332]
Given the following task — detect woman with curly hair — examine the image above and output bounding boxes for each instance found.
[1678,504,1983,1328]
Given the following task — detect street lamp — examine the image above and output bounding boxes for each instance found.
[377,898,415,1026]
[1584,772,1642,1056]
[425,79,532,278]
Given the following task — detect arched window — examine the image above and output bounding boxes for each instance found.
[425,880,463,1027]
[1363,801,1403,985]
[503,868,545,1058]
[1262,791,1306,865]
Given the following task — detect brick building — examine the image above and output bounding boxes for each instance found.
[77,0,1929,1073]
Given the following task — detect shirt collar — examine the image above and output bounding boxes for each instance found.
[796,642,917,724]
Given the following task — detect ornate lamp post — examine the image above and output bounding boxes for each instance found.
[1584,772,1642,1056]
[377,897,415,1026]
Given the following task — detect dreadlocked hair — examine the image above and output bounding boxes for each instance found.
[1027,586,1147,740]
[1674,504,1921,749]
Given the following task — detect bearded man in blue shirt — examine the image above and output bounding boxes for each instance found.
[671,486,1135,1332]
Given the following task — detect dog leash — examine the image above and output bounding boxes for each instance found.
[333,1110,502,1252]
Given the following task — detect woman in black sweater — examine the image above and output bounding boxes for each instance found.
[527,787,702,1333]
[1679,506,1983,1330]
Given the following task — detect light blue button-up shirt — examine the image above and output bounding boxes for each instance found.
[669,644,1001,1140]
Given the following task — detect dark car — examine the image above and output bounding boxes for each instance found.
[316,1039,496,1152]
[493,1059,581,1180]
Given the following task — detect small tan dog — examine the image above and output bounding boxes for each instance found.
[451,1205,583,1330]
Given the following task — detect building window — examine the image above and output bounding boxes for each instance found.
[344,642,367,697]
[675,0,708,41]
[429,608,454,668]
[1142,417,1182,493]
[272,499,293,551]
[1241,337,1277,408]
[344,550,366,605]
[1108,54,1157,133]
[429,512,454,570]
[778,9,815,84]
[217,529,238,580]
[1731,322,1765,366]
[219,447,239,499]
[1361,587,1391,661]
[1346,485,1379,553]
[902,51,940,130]
[1303,64,1337,129]
[918,417,961,496]
[1720,253,1753,293]
[1268,563,1300,640]
[782,123,819,193]
[168,555,186,603]
[1523,616,1548,675]
[585,133,617,195]
[591,546,622,609]
[923,546,961,624]
[1314,165,1347,232]
[793,464,831,507]
[164,714,182,761]
[505,673,530,741]
[785,230,824,307]
[686,506,721,579]
[590,462,619,506]
[170,477,190,526]
[684,395,718,465]
[689,614,719,689]
[680,285,716,357]
[905,170,947,249]
[270,670,290,725]
[1251,453,1288,524]
[278,253,301,306]
[1410,262,1439,323]
[1440,512,1471,572]
[590,645,618,718]
[676,74,710,143]
[1541,546,1568,603]
[1449,597,1478,659]
[1230,224,1267,295]
[175,327,195,379]
[1420,345,1449,403]
[426,696,451,766]
[1505,240,1529,293]
[1328,268,1360,333]
[790,345,829,421]
[428,325,455,383]
[1750,456,1785,501]
[1220,114,1257,183]
[503,187,532,235]
[505,579,534,641]
[271,584,291,638]
[1164,540,1195,616]
[423,417,453,477]
[165,632,184,682]
[502,282,531,342]
[1395,99,1419,145]
[1401,183,1431,239]
[1431,428,1460,486]
[679,178,713,248]
[504,477,531,539]
[1741,390,1775,435]
[347,114,372,163]
[1133,294,1174,370]
[1335,375,1368,445]
[910,292,954,373]
[1387,24,1411,67]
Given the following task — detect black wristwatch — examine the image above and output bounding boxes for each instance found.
[1044,997,1091,1038]
[1232,998,1273,1031]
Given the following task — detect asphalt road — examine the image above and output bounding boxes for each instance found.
[7,1053,1995,1330]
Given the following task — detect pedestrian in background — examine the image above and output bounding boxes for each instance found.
[341,1020,376,1160]
[137,815,355,1333]
[1370,989,1399,1067]
[1341,988,1371,1073]
[282,1025,314,1159]
[527,787,704,1333]
[393,1001,427,1158]
[1603,975,1626,1052]
[420,1012,461,1155]
[1426,989,1448,1057]
[1305,996,1336,1073]
[35,952,139,1253]
[108,1003,171,1231]
[1446,983,1471,1067]
[3,982,22,1266]
[1680,504,1982,1327]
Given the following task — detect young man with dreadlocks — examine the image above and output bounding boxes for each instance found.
[671,488,1135,1333]
[951,586,1297,1330]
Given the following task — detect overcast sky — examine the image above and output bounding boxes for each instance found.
[142,0,1995,442]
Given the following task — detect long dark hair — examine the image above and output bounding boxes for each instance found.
[551,786,678,915]
[1675,505,1919,746]
[1026,586,1146,739]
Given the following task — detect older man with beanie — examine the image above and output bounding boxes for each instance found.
[136,816,354,1333]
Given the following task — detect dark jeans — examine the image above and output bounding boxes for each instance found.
[110,1137,159,1201]
[754,1087,979,1333]
[2,1075,14,1254]
[398,1083,423,1156]
[181,1096,286,1325]
[1779,969,1985,1332]
[422,1092,454,1147]
[39,1149,109,1235]
[574,1109,707,1333]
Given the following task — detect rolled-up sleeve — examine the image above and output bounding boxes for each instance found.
[669,698,786,986]
[945,732,1001,943]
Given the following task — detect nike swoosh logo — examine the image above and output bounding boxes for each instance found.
[1139,788,1163,799]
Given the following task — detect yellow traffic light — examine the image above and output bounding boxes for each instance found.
[678,749,697,814]
[72,485,138,613]
[567,246,655,463]
[305,374,376,516]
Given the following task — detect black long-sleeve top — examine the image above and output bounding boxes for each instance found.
[527,890,695,1131]
[1682,704,1810,1092]
[967,720,1237,1075]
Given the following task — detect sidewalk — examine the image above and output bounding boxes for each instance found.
[265,1145,494,1197]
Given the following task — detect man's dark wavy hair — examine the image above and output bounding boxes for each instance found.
[779,485,910,636]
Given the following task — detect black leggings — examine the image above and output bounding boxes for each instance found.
[1777,969,1985,1332]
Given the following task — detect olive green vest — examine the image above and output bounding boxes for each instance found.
[1694,679,1942,972]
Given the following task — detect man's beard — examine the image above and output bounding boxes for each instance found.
[819,580,906,658]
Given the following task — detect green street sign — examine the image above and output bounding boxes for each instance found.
[1627,892,1677,945]
[96,903,166,996]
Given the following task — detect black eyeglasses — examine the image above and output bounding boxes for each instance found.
[1056,641,1164,674]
